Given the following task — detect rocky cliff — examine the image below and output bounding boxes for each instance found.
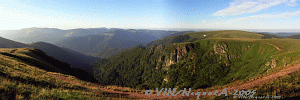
[149,40,260,84]
[92,38,283,90]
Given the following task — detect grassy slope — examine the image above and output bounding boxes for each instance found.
[190,31,300,78]
[206,39,300,99]
[175,30,300,99]
[187,30,263,40]
[0,48,131,100]
[145,30,263,49]
[163,38,279,88]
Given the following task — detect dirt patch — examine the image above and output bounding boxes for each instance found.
[46,73,98,89]
[263,43,281,51]
[192,63,300,99]
[10,49,18,53]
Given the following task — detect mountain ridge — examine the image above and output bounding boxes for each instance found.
[54,29,192,57]
[0,37,98,74]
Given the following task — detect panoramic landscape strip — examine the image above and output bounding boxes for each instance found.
[2,0,300,99]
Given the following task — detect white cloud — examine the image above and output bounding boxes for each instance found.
[230,10,300,21]
[212,0,298,16]
[285,0,298,6]
[209,10,300,29]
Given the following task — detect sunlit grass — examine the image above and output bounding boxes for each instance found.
[0,48,126,100]
[153,37,300,99]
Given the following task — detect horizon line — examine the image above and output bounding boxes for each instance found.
[1,27,300,33]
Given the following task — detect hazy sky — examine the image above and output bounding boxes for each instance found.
[1,0,300,30]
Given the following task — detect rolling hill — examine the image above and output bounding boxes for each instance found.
[0,36,29,48]
[144,30,282,48]
[0,37,99,74]
[0,48,105,100]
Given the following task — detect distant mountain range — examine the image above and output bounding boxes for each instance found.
[54,29,193,57]
[2,27,300,73]
[0,27,110,43]
[0,27,191,44]
[0,28,193,58]
[251,32,300,37]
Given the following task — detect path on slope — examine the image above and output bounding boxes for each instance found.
[10,49,18,53]
[263,42,281,51]
[46,63,300,99]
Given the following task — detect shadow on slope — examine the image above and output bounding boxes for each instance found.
[0,48,99,83]
[29,41,100,74]
[0,37,99,74]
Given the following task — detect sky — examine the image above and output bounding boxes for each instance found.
[0,0,300,30]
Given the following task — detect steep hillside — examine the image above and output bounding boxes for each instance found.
[92,30,300,92]
[28,42,98,73]
[0,37,99,74]
[95,47,129,59]
[59,47,100,64]
[0,37,29,48]
[54,33,143,56]
[95,44,147,59]
[0,48,98,82]
[55,29,190,57]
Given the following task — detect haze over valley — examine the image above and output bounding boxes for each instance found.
[1,0,300,99]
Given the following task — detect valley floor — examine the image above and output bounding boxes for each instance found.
[52,62,300,99]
